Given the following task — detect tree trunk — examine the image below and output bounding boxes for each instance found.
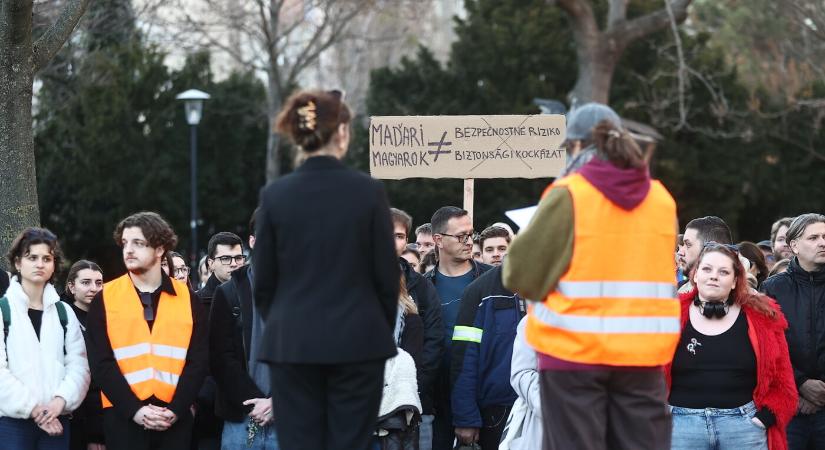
[0,1,40,267]
[265,73,283,183]
[569,43,621,105]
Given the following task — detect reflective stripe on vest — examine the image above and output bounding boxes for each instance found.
[532,302,681,334]
[557,281,676,300]
[526,173,680,366]
[453,326,483,343]
[100,274,193,408]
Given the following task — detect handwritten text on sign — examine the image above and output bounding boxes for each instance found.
[369,115,566,179]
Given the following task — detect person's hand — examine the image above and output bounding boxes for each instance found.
[243,398,273,426]
[799,396,821,415]
[800,380,825,406]
[454,427,479,444]
[87,443,106,450]
[152,405,177,426]
[36,417,63,436]
[133,405,170,431]
[35,397,66,426]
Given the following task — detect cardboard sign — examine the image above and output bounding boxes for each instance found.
[369,115,567,179]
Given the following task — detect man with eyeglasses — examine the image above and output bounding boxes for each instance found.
[423,206,492,450]
[86,212,208,449]
[194,231,246,449]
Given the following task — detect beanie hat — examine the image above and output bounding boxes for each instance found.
[566,103,622,141]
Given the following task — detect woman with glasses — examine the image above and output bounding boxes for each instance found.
[253,89,400,450]
[0,228,90,448]
[62,260,106,450]
[666,242,797,450]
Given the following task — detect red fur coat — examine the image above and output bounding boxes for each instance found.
[664,290,798,450]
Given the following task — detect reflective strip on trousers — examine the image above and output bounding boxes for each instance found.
[532,302,680,334]
[452,326,483,343]
[123,368,180,386]
[556,281,676,299]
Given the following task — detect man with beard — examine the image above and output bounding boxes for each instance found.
[676,216,733,293]
[87,212,208,449]
[771,217,794,264]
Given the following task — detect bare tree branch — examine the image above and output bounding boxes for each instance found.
[664,0,687,129]
[607,0,692,47]
[33,0,93,72]
[555,0,599,41]
[607,0,628,30]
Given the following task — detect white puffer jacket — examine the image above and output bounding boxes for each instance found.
[378,348,421,420]
[0,278,90,418]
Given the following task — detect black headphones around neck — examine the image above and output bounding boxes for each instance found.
[693,296,734,319]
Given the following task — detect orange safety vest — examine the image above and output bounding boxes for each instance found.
[526,173,680,366]
[100,274,193,408]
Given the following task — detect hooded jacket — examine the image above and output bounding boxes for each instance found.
[0,278,90,418]
[665,290,797,450]
[761,257,825,388]
[504,156,668,370]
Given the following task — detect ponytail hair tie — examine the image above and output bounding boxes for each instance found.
[607,129,621,138]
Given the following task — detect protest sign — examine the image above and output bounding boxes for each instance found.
[369,114,566,180]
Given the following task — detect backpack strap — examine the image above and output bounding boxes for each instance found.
[0,297,10,350]
[55,302,68,356]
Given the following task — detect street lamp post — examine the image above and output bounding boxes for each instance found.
[176,89,210,285]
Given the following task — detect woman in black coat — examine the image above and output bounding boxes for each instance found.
[253,89,400,450]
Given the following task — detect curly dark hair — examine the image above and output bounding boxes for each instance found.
[113,212,178,253]
[7,227,64,283]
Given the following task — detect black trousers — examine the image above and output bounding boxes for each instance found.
[540,369,671,450]
[478,405,511,450]
[103,408,193,450]
[269,360,385,450]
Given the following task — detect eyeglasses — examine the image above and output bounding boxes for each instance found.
[174,266,190,276]
[439,232,475,245]
[213,255,247,265]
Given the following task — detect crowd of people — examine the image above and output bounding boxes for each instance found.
[1,90,824,450]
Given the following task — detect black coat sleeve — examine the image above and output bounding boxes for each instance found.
[371,182,401,328]
[253,189,278,319]
[209,283,264,408]
[762,279,807,388]
[86,292,144,420]
[168,289,209,418]
[414,275,445,396]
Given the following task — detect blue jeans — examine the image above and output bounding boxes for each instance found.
[0,416,70,450]
[221,419,279,450]
[787,409,825,450]
[670,401,768,450]
[418,414,433,450]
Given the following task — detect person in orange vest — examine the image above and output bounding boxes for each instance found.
[86,212,208,449]
[503,103,680,450]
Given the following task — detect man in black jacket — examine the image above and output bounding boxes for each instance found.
[762,213,825,450]
[423,206,492,450]
[391,208,445,450]
[194,231,246,450]
[209,211,276,448]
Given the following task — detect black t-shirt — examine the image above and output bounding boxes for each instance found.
[670,311,756,408]
[28,308,43,340]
